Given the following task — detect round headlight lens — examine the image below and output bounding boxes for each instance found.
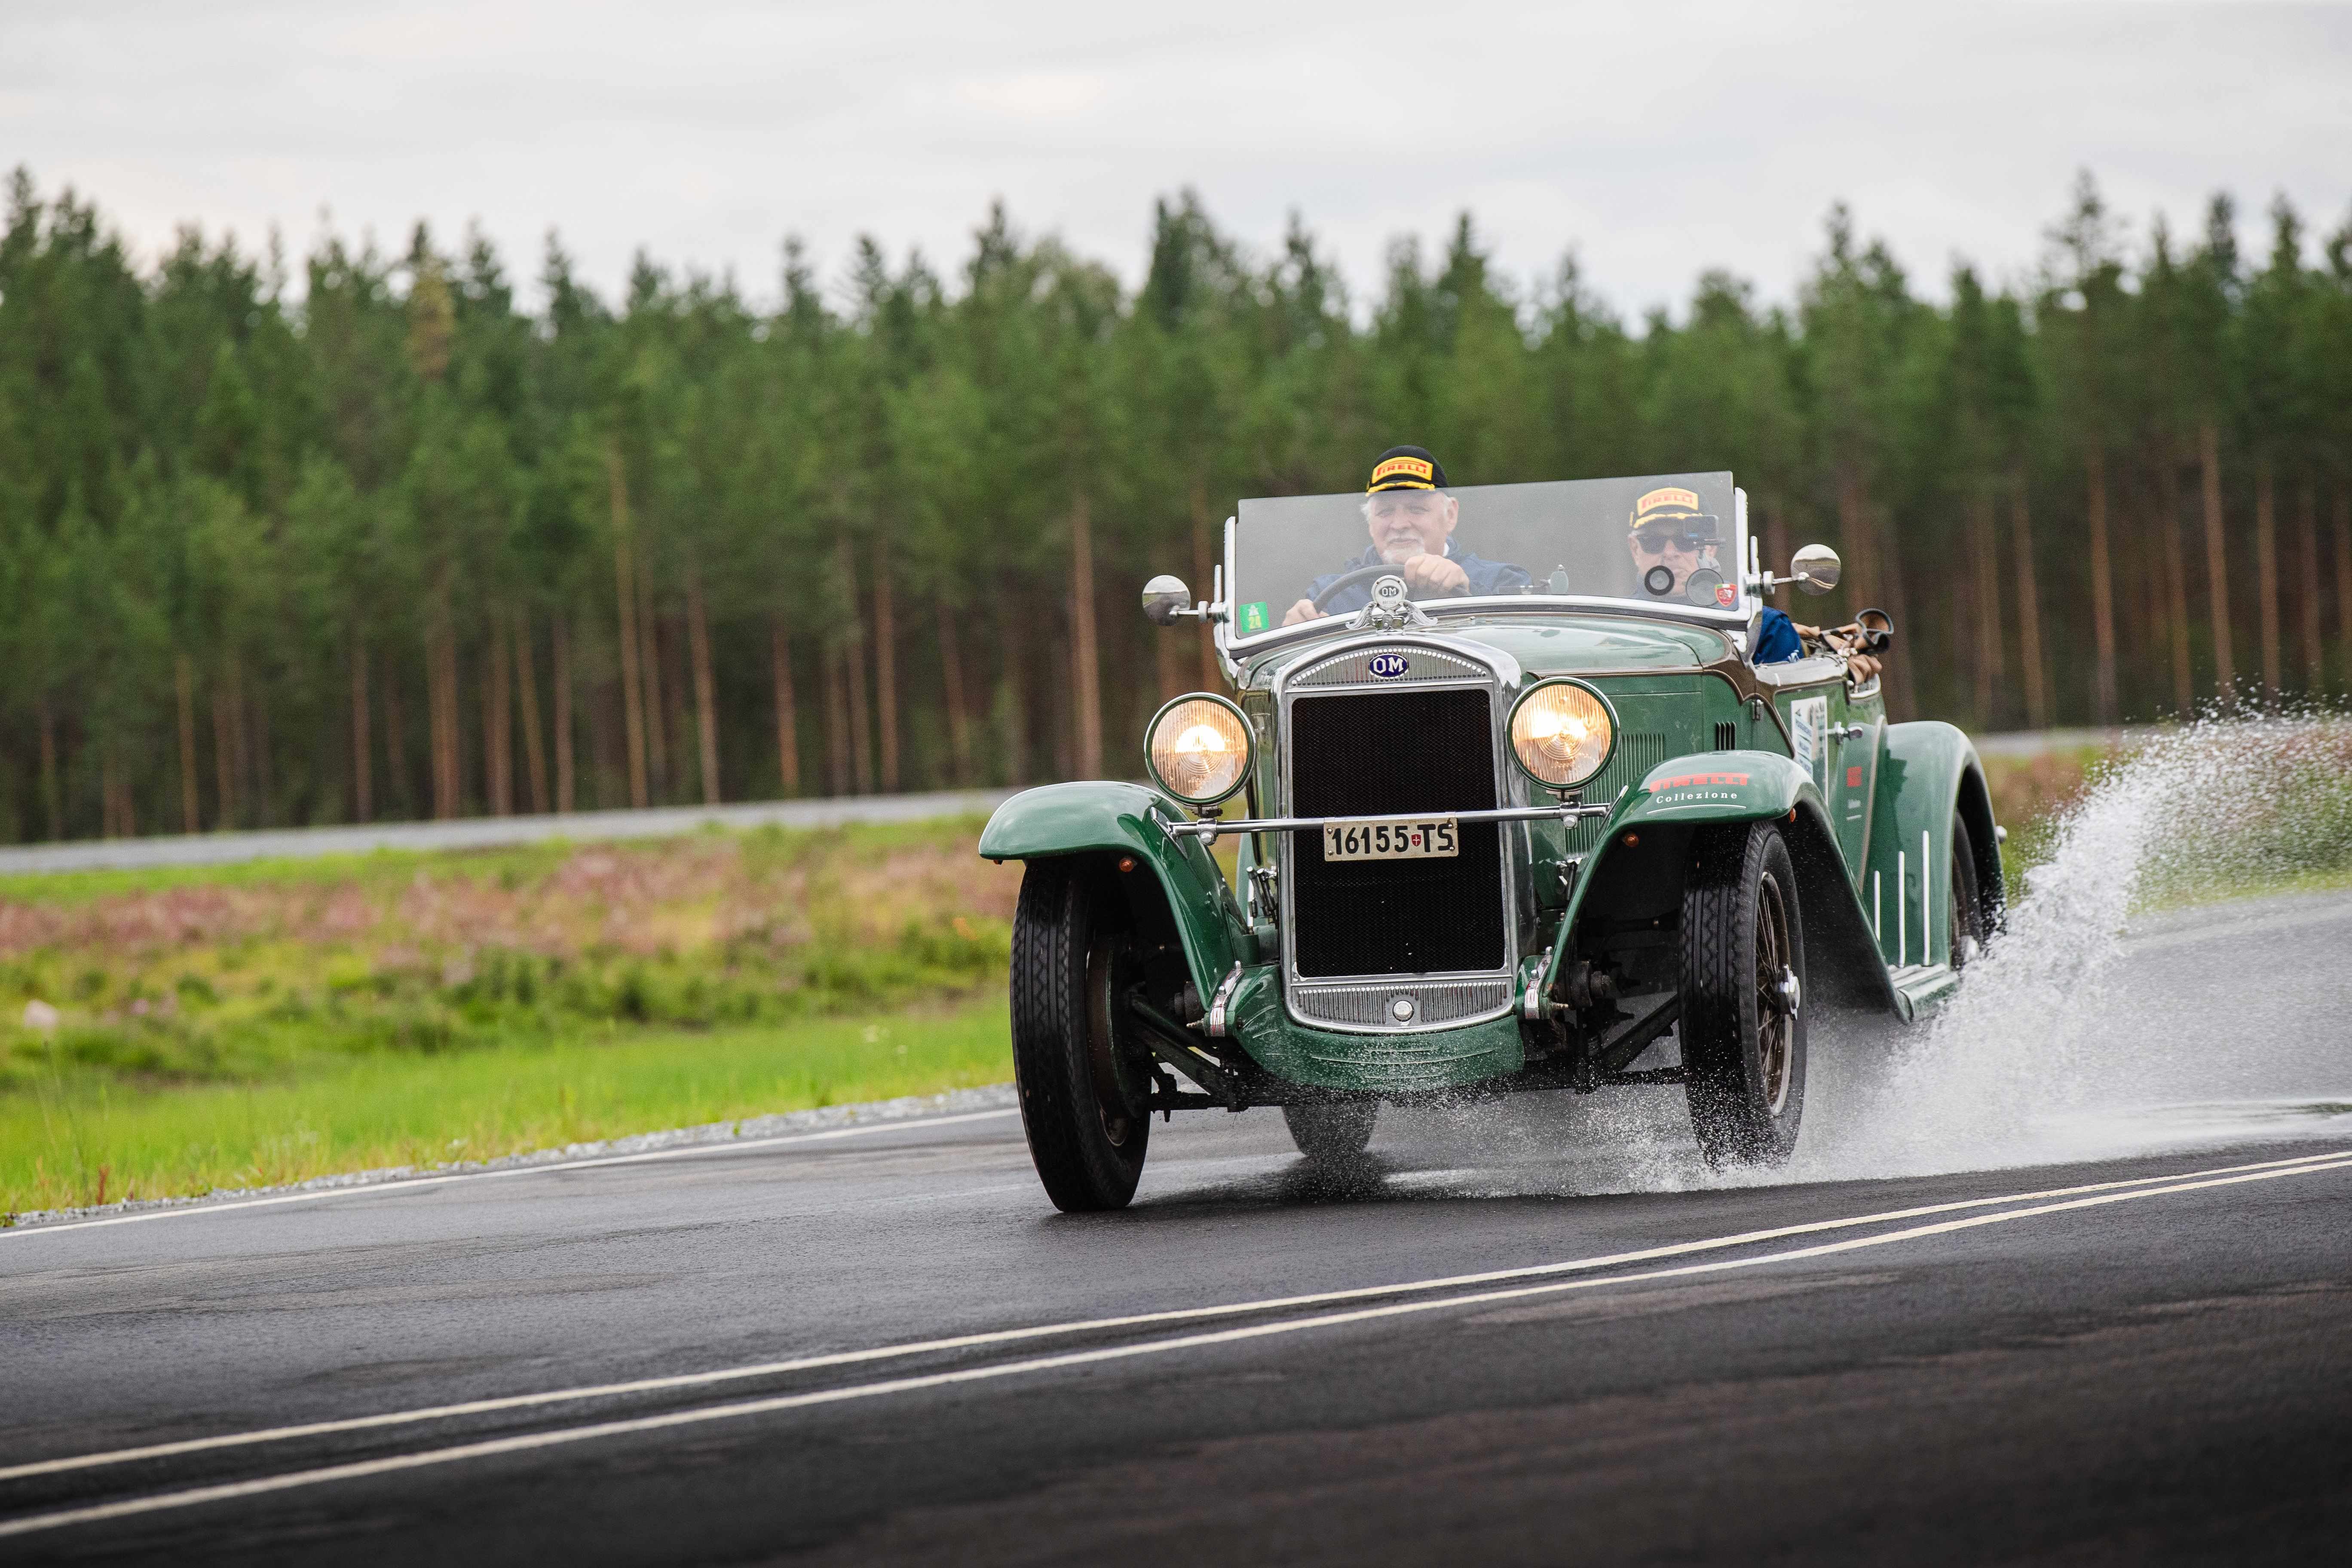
[1146,695,1253,805]
[1509,680,1616,790]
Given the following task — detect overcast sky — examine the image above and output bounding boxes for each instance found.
[6,1,2349,321]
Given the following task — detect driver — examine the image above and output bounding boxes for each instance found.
[1282,446,1530,624]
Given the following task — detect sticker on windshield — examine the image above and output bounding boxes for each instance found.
[1715,582,1738,607]
[1235,601,1270,635]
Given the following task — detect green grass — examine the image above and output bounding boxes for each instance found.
[3,1001,1011,1220]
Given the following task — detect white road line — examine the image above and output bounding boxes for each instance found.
[6,1147,2342,1486]
[0,1109,1023,1241]
[5,1154,2346,1542]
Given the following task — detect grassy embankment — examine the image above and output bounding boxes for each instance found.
[1,821,1024,1217]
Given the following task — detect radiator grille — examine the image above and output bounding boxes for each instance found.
[1288,687,1506,978]
[1292,978,1515,1029]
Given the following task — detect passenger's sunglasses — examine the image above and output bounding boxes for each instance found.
[1632,531,1716,556]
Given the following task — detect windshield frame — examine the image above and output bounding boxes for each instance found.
[1218,476,1752,656]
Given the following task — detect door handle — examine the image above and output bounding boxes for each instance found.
[1833,724,1869,742]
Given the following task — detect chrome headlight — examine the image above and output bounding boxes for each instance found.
[1145,693,1253,807]
[1507,678,1617,791]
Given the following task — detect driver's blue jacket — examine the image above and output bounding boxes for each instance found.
[1304,542,1531,615]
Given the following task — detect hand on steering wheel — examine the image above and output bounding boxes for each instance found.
[1307,556,1471,613]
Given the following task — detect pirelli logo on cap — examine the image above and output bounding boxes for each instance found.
[1369,455,1436,490]
[1635,487,1700,515]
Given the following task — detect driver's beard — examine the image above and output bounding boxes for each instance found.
[1378,540,1424,565]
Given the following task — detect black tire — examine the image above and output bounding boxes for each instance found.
[1010,860,1150,1211]
[1282,1099,1378,1160]
[1949,815,1984,970]
[1681,821,1807,1167]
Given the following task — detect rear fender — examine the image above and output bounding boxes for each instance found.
[1541,750,1899,1016]
[979,781,1245,1000]
[1868,722,2003,967]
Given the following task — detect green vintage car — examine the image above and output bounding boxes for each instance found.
[981,472,2003,1211]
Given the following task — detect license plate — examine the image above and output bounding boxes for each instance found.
[1320,818,1458,861]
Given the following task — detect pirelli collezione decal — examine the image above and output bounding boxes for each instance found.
[1644,769,1755,809]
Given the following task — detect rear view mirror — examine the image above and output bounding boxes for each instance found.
[1789,544,1841,596]
[1141,575,1193,626]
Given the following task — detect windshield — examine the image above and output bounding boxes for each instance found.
[1227,472,1745,640]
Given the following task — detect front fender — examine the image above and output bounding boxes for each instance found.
[978,781,1244,999]
[1544,750,1900,1017]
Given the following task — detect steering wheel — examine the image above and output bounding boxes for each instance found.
[1309,562,1469,613]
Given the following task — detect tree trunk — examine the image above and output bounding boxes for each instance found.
[836,542,873,794]
[822,639,852,796]
[1189,475,1220,689]
[2199,422,2234,704]
[249,681,272,827]
[1760,493,1791,591]
[512,611,550,815]
[428,576,460,820]
[100,751,120,839]
[2255,461,2280,703]
[1835,468,1878,611]
[769,617,800,797]
[2160,451,2193,715]
[2010,472,2050,729]
[999,601,1029,786]
[483,617,513,816]
[1871,500,1916,719]
[641,588,671,801]
[608,448,650,808]
[686,570,720,805]
[382,666,411,818]
[2336,490,2352,694]
[1068,489,1103,779]
[346,636,371,825]
[37,696,61,841]
[2085,453,2118,724]
[176,652,203,834]
[551,612,575,813]
[871,530,899,792]
[1968,492,2003,726]
[2297,480,2323,692]
[935,597,971,787]
[211,665,239,830]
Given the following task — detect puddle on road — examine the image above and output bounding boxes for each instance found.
[1256,716,2352,1204]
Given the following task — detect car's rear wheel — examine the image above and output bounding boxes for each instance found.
[1949,815,1984,970]
[1681,821,1807,1167]
[1010,859,1151,1211]
[1282,1099,1378,1160]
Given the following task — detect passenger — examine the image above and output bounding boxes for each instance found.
[1282,447,1530,624]
[1623,487,1802,663]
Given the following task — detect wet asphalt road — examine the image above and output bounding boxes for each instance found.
[4,891,2350,1565]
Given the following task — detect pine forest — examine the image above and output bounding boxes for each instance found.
[3,167,2350,845]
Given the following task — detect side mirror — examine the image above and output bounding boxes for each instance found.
[1789,544,1842,596]
[1141,575,1193,626]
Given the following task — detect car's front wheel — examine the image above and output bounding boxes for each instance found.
[1282,1099,1378,1160]
[1681,821,1807,1167]
[1010,859,1151,1211]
